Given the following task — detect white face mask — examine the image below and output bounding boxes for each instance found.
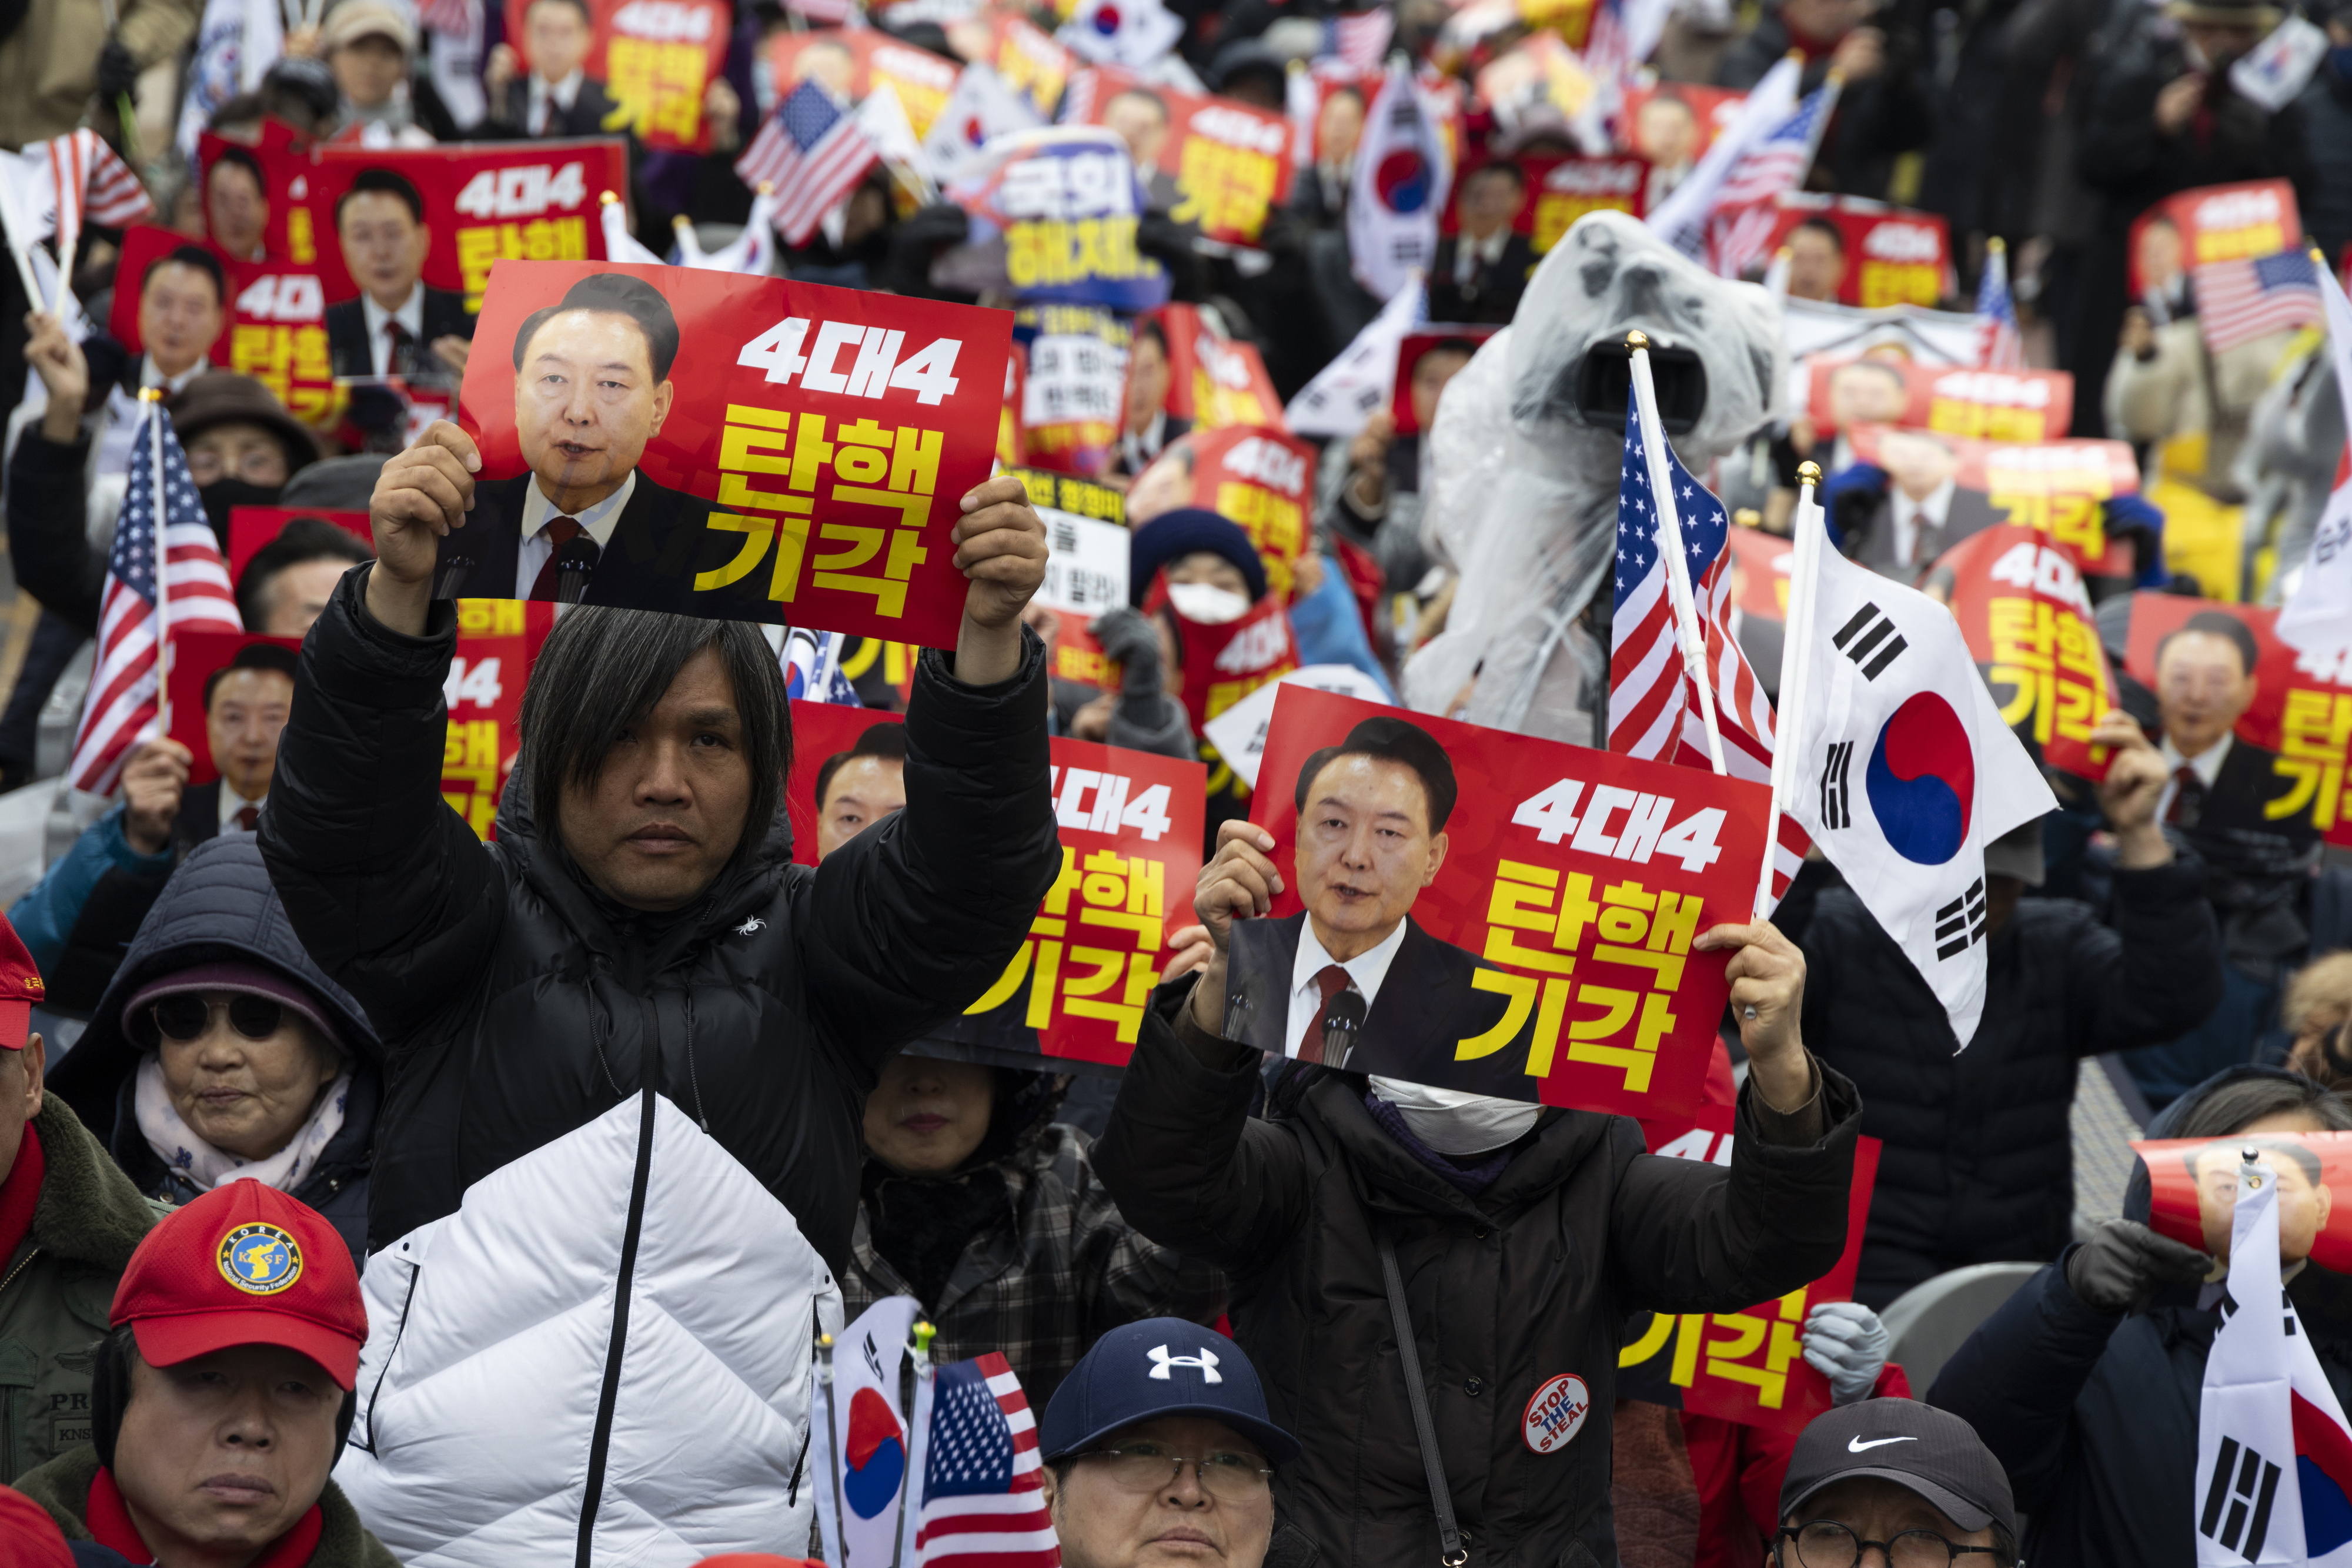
[1368,1076,1544,1156]
[1165,580,1252,625]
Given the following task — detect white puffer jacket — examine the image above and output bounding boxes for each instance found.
[336,1092,842,1566]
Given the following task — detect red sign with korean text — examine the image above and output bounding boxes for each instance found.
[1144,304,1287,431]
[2137,1130,2352,1274]
[1065,65,1297,246]
[1763,197,1953,309]
[1724,525,1790,623]
[502,0,732,151]
[2127,179,2303,302]
[2123,594,2352,847]
[454,260,1011,644]
[1180,424,1317,600]
[164,631,302,788]
[224,506,374,584]
[1808,359,2076,444]
[1434,155,1648,253]
[978,14,1073,116]
[1621,1111,1883,1434]
[1935,523,2120,780]
[1620,79,1749,161]
[108,227,348,430]
[276,139,630,312]
[786,701,1204,1068]
[1392,326,1501,436]
[768,29,961,138]
[1845,426,2138,567]
[1242,686,1772,1114]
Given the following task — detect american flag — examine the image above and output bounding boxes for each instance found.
[912,1355,1060,1568]
[737,79,883,248]
[1325,9,1395,69]
[1705,82,1837,280]
[1973,238,2024,370]
[19,130,152,235]
[2195,248,2324,355]
[68,406,242,796]
[1608,401,1809,899]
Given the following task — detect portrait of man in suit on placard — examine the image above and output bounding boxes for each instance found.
[1221,716,1536,1097]
[1843,428,2000,586]
[324,169,475,386]
[435,271,713,606]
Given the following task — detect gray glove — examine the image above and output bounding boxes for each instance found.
[1802,1301,1890,1405]
[1090,607,1165,701]
[2064,1218,2214,1313]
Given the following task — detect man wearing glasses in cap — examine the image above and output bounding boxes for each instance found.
[1037,1317,1300,1568]
[1773,1398,2017,1567]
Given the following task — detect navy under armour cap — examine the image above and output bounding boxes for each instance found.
[1780,1398,2016,1540]
[1040,1318,1299,1466]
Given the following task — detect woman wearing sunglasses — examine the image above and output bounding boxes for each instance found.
[48,835,383,1267]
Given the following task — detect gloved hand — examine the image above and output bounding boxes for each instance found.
[2064,1218,2214,1313]
[1802,1300,1890,1405]
[96,40,140,105]
[1090,606,1161,678]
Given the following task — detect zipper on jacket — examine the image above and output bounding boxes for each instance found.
[0,1246,38,1300]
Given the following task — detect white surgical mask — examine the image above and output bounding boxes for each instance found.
[1369,1076,1544,1156]
[1166,581,1252,625]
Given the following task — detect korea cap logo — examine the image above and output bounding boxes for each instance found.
[1147,1344,1221,1383]
[217,1223,303,1295]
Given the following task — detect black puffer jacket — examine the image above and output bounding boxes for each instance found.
[1097,987,1863,1568]
[48,834,383,1264]
[258,569,1060,1269]
[1790,854,2223,1306]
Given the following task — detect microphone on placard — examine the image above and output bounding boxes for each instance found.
[432,554,475,600]
[1321,988,1368,1071]
[554,534,602,606]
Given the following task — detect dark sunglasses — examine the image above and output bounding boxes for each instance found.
[151,995,284,1043]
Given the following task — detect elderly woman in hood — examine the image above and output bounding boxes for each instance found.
[49,835,381,1265]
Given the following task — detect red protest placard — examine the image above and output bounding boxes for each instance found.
[1141,304,1286,431]
[1621,79,1749,162]
[2136,1130,2352,1273]
[1180,424,1316,599]
[1621,1112,1883,1434]
[1064,65,1297,246]
[786,701,1205,1069]
[108,228,348,430]
[1933,523,2120,780]
[1392,327,1500,436]
[1240,686,1771,1115]
[1724,525,1791,624]
[284,139,630,312]
[1017,304,1132,477]
[1525,155,1648,253]
[1808,358,2075,443]
[1763,197,1953,309]
[163,631,302,789]
[225,506,373,584]
[1844,426,2140,564]
[768,30,961,138]
[978,14,1074,116]
[2122,594,2352,847]
[499,0,731,151]
[2128,179,2303,300]
[452,260,1011,643]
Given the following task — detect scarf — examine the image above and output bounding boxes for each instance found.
[1364,1091,1516,1195]
[0,1121,44,1266]
[135,1058,353,1195]
[86,1466,323,1567]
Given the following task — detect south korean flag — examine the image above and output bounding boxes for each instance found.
[1783,506,2055,1048]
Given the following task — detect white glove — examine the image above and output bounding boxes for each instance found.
[1802,1300,1889,1405]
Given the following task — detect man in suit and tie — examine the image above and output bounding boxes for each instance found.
[1835,429,2000,586]
[481,0,622,138]
[1201,716,1538,1096]
[432,271,709,605]
[1426,163,1536,326]
[323,170,475,386]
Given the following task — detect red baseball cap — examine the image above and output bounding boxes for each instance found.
[0,1483,75,1568]
[0,912,45,1049]
[111,1180,368,1389]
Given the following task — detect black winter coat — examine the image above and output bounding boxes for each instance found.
[258,569,1060,1269]
[1096,988,1863,1568]
[48,834,385,1265]
[1792,855,2223,1306]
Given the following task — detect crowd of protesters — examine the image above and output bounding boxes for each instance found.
[0,0,2348,1557]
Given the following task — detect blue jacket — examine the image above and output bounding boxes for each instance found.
[8,806,172,976]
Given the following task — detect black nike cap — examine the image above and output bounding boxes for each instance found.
[1780,1399,2017,1539]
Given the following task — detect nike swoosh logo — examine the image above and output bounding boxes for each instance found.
[1848,1436,1919,1453]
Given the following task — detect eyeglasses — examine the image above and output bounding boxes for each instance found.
[1778,1523,2007,1568]
[1073,1443,1275,1502]
[152,995,284,1043]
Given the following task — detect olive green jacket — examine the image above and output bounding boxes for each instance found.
[16,1442,402,1566]
[1,1095,159,1485]
[0,0,201,151]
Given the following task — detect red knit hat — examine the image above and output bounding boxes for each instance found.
[0,912,45,1049]
[111,1180,367,1389]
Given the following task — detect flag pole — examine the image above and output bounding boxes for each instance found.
[0,176,49,313]
[143,386,172,735]
[1753,461,1826,921]
[894,1320,935,1568]
[1626,330,1729,776]
[810,1332,848,1568]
